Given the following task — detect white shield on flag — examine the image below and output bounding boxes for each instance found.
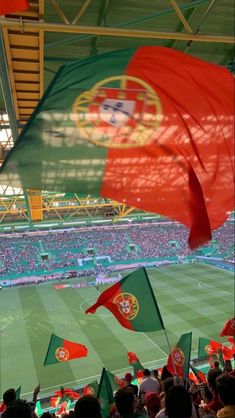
[99,99,135,128]
[119,299,131,314]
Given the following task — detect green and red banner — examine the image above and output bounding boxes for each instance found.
[167,332,192,378]
[44,334,88,365]
[190,366,207,384]
[127,352,144,381]
[0,47,234,249]
[86,268,164,332]
[0,0,29,14]
[198,337,222,360]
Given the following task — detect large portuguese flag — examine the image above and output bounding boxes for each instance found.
[0,46,234,249]
[85,268,164,332]
[44,334,88,366]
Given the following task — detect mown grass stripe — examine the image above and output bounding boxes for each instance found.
[18,286,75,387]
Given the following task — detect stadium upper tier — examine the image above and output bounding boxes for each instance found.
[0,221,234,279]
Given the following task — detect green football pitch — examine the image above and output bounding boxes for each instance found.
[0,263,233,400]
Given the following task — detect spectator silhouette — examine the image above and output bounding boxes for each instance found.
[74,395,101,418]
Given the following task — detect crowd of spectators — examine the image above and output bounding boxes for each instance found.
[1,361,235,418]
[0,221,234,278]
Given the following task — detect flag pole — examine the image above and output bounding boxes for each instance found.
[38,367,45,386]
[163,328,177,375]
[142,268,177,375]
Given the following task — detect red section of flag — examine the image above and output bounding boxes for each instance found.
[222,345,234,360]
[220,318,235,337]
[85,281,134,331]
[189,372,198,385]
[101,46,234,249]
[0,0,29,14]
[63,340,88,360]
[0,404,6,414]
[128,352,139,364]
[209,340,223,354]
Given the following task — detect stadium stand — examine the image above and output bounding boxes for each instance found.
[0,221,234,279]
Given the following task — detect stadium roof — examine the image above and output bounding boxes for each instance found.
[0,0,234,226]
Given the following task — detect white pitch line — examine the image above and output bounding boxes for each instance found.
[141,332,168,356]
[198,281,231,295]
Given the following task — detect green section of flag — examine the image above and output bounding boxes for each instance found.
[121,268,164,331]
[97,368,115,418]
[218,348,225,368]
[44,334,63,366]
[105,370,122,392]
[15,386,21,400]
[35,400,42,417]
[198,337,210,359]
[0,49,134,193]
[178,332,192,378]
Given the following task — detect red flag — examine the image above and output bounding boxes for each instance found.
[0,0,29,14]
[220,318,235,337]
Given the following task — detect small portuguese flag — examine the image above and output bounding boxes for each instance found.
[44,334,88,366]
[190,365,207,384]
[85,268,164,332]
[83,380,99,396]
[0,46,234,250]
[198,337,222,360]
[127,352,144,380]
[167,332,192,378]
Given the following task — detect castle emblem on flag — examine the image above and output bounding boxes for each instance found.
[72,75,162,148]
[86,386,95,395]
[204,344,217,355]
[55,347,70,361]
[113,292,139,320]
[172,348,185,366]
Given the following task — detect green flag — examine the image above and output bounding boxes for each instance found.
[83,380,99,396]
[35,401,43,417]
[167,332,192,378]
[15,386,21,400]
[97,368,115,418]
[86,268,165,332]
[105,369,124,391]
